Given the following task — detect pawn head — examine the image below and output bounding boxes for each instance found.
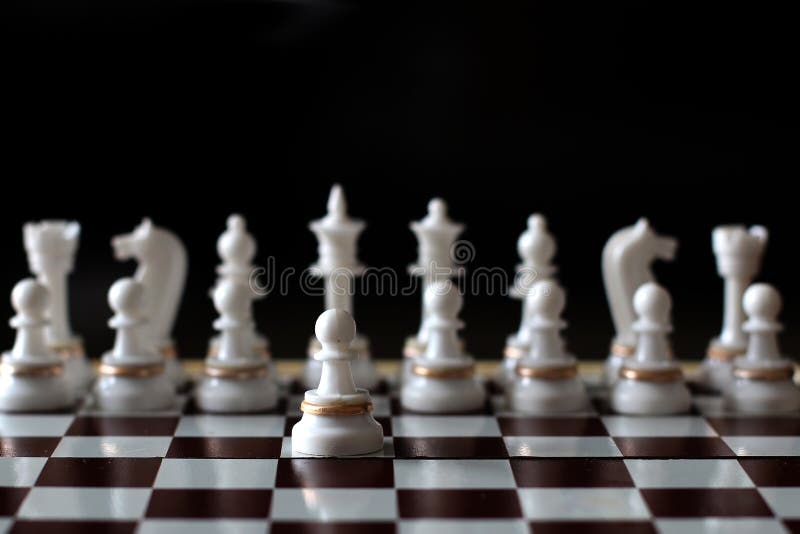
[424,280,463,318]
[213,279,253,319]
[743,283,782,321]
[528,279,565,319]
[11,278,49,319]
[315,308,356,347]
[633,282,671,324]
[108,278,146,318]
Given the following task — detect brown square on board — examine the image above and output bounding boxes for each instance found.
[498,417,608,436]
[393,437,508,458]
[613,437,734,458]
[166,437,282,458]
[706,417,800,436]
[511,458,634,487]
[398,489,522,518]
[529,521,657,534]
[785,520,800,534]
[36,457,162,487]
[9,521,137,534]
[146,488,271,518]
[271,523,396,534]
[0,437,60,457]
[739,458,800,486]
[0,487,29,516]
[641,488,773,517]
[66,416,178,436]
[276,458,394,487]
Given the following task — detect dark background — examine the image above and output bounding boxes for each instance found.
[2,0,797,360]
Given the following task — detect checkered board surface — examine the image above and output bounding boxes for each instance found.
[1,369,799,534]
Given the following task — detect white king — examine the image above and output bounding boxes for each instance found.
[711,225,768,352]
[23,220,81,346]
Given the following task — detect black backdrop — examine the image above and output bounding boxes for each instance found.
[3,0,797,361]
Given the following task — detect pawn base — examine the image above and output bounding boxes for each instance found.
[494,356,520,390]
[93,374,177,412]
[62,355,95,394]
[401,374,486,413]
[508,375,589,414]
[195,375,279,413]
[164,357,190,390]
[724,378,800,413]
[0,374,73,412]
[611,377,691,415]
[291,412,384,456]
[694,358,734,392]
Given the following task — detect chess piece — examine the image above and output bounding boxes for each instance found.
[401,281,485,413]
[602,219,677,385]
[403,199,465,382]
[611,283,691,415]
[112,218,189,389]
[724,284,800,413]
[698,225,768,391]
[303,185,379,390]
[207,215,271,361]
[497,214,558,388]
[508,280,588,413]
[292,309,384,456]
[93,278,176,412]
[196,280,278,413]
[23,221,93,393]
[0,279,73,412]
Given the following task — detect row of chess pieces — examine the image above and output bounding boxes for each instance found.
[1,185,798,427]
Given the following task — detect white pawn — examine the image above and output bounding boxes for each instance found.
[196,280,278,413]
[724,284,800,413]
[93,279,176,412]
[401,281,486,413]
[611,283,691,415]
[498,214,558,388]
[208,215,270,359]
[508,280,588,413]
[292,309,383,456]
[0,280,73,412]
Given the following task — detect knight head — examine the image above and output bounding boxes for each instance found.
[112,218,156,261]
[631,218,678,261]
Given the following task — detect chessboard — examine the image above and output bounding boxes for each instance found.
[1,361,798,534]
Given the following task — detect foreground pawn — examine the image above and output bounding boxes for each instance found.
[196,280,278,413]
[508,280,588,413]
[611,283,691,415]
[93,279,176,412]
[698,225,768,391]
[292,309,383,456]
[401,282,486,413]
[724,284,800,413]
[0,280,73,412]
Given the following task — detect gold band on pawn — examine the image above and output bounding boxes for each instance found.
[733,366,795,381]
[618,365,683,382]
[0,361,64,377]
[610,343,636,358]
[707,345,742,362]
[98,363,165,377]
[411,363,475,379]
[516,364,578,379]
[300,400,373,416]
[204,364,268,380]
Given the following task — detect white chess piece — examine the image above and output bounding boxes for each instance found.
[698,225,768,391]
[508,280,589,413]
[303,185,379,391]
[195,280,278,413]
[207,215,270,360]
[401,281,486,413]
[292,309,384,456]
[23,221,93,393]
[611,283,691,415]
[112,219,189,389]
[497,214,558,388]
[0,279,73,412]
[93,278,176,412]
[602,219,677,385]
[724,284,800,413]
